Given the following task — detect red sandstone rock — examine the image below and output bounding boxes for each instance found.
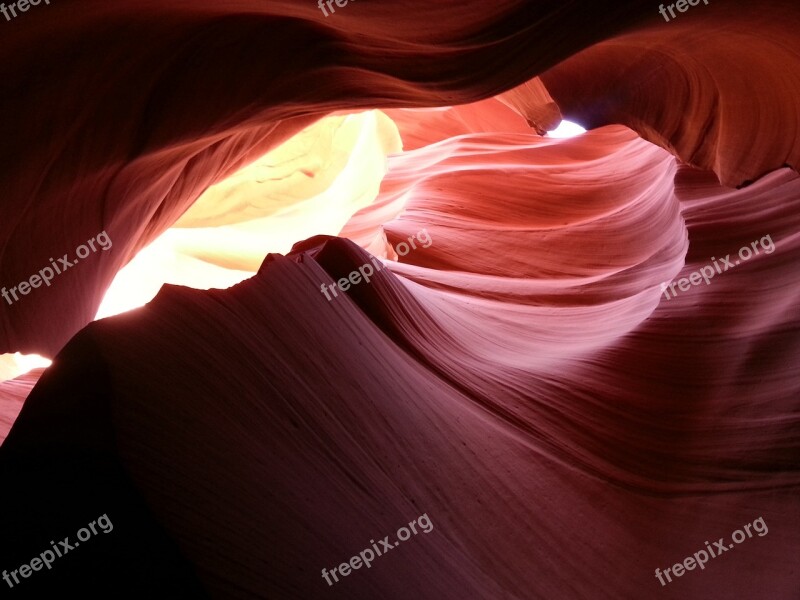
[0,1,798,598]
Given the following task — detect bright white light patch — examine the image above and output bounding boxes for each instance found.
[547,120,587,138]
[14,353,52,373]
[0,352,52,382]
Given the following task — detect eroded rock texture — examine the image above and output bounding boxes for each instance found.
[0,1,798,598]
